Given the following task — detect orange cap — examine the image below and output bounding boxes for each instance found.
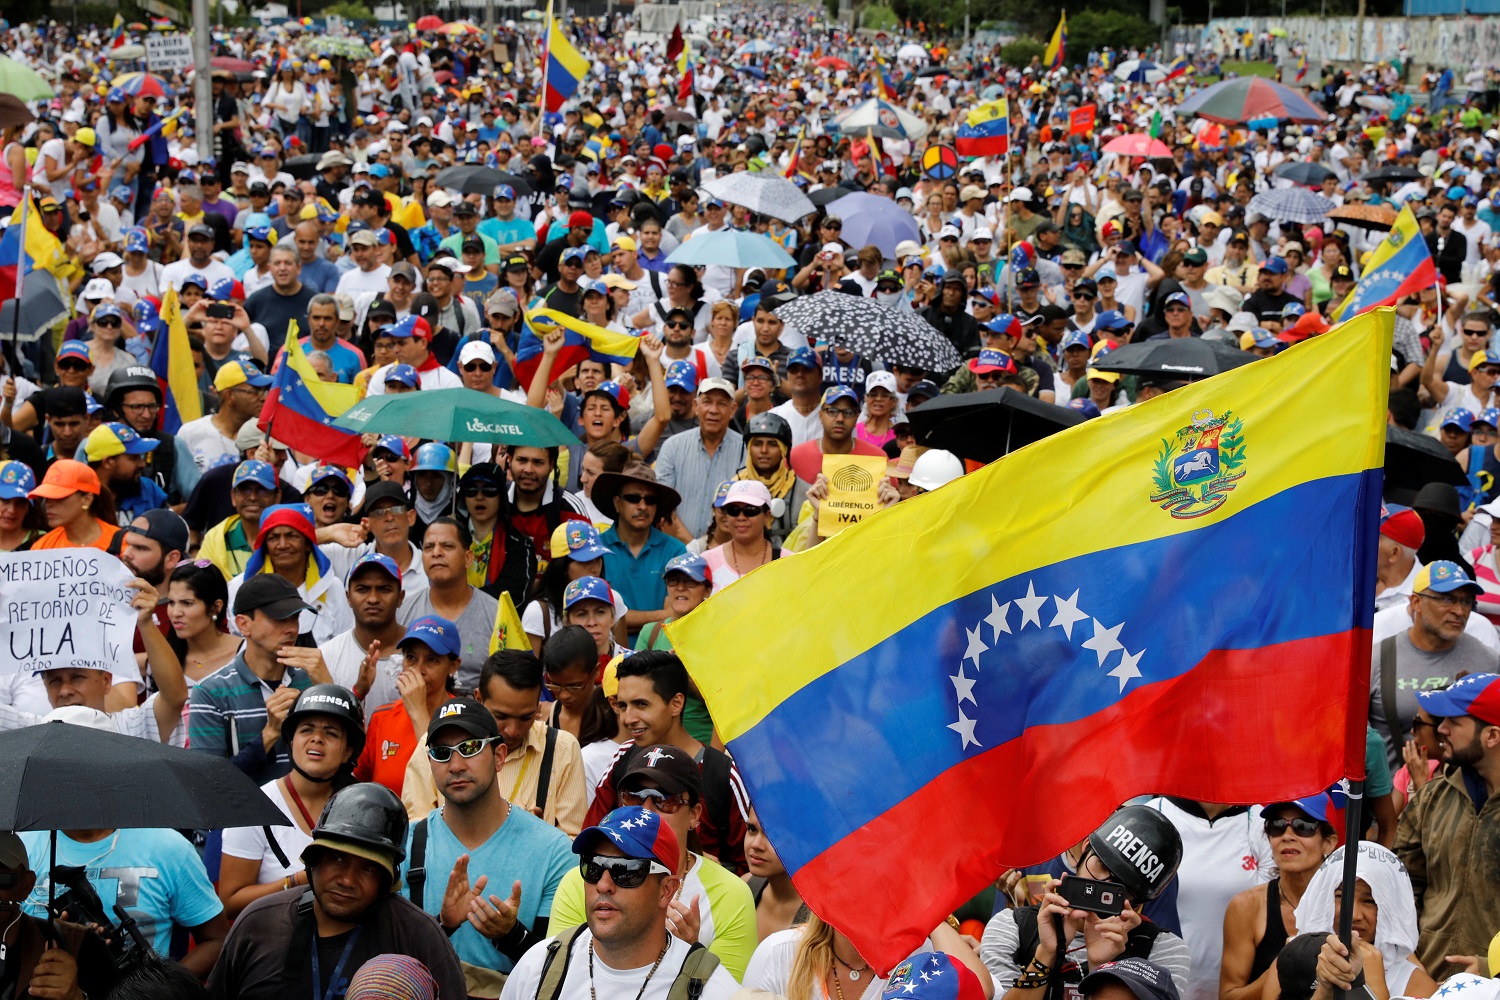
[29,460,101,499]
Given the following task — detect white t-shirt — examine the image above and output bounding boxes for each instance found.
[121,262,166,302]
[178,416,239,473]
[503,931,740,1000]
[522,592,629,642]
[363,361,463,394]
[160,258,236,297]
[32,139,70,200]
[335,264,393,300]
[220,780,313,885]
[321,629,406,712]
[769,399,824,447]
[744,926,930,998]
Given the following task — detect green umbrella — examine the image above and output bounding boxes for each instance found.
[0,58,55,102]
[333,387,578,447]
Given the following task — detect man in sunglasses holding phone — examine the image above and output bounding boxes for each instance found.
[499,806,739,1000]
[399,698,574,985]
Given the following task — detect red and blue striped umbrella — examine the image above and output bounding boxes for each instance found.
[111,71,173,98]
[1177,76,1325,125]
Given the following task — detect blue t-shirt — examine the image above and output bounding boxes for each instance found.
[300,337,365,384]
[299,256,343,295]
[478,216,537,250]
[400,805,575,972]
[22,828,223,956]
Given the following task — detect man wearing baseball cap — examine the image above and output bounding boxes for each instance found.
[84,421,164,521]
[1371,562,1498,770]
[160,220,234,298]
[1375,505,1427,611]
[654,378,747,538]
[365,316,462,395]
[1080,958,1181,1000]
[187,573,316,782]
[788,385,889,484]
[199,459,283,581]
[499,806,739,1000]
[357,615,463,795]
[178,360,272,473]
[1396,672,1500,975]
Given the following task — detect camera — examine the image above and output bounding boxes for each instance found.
[207,303,236,320]
[1056,875,1127,916]
[48,865,151,973]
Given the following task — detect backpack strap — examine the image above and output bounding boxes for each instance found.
[535,725,559,820]
[534,925,589,1000]
[643,622,664,649]
[282,889,319,987]
[407,818,429,908]
[649,271,664,299]
[668,943,722,1000]
[264,826,290,870]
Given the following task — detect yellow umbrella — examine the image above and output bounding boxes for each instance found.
[440,20,482,35]
[1269,27,1288,37]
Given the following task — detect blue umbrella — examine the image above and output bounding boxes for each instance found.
[735,65,767,80]
[666,230,797,269]
[825,191,922,257]
[736,40,776,55]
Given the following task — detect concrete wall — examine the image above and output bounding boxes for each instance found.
[1196,15,1500,69]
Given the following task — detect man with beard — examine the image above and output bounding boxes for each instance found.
[207,784,466,1000]
[398,698,574,983]
[1395,673,1500,978]
[121,508,189,654]
[84,422,165,522]
[506,447,589,558]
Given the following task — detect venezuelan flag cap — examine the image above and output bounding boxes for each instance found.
[572,805,680,874]
[1418,672,1500,726]
[883,954,987,1000]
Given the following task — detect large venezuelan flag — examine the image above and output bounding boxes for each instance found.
[512,308,641,390]
[544,16,590,113]
[152,287,203,433]
[1045,11,1067,70]
[1331,206,1436,322]
[259,322,365,466]
[668,310,1391,974]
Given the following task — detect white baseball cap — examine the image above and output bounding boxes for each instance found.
[458,340,497,366]
[866,370,898,395]
[971,226,995,242]
[1009,186,1034,203]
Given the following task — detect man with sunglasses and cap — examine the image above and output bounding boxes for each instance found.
[0,831,116,1000]
[397,698,574,987]
[499,806,739,1000]
[208,782,467,1000]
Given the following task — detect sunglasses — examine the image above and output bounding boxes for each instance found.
[367,504,410,520]
[462,361,494,372]
[619,492,657,506]
[1074,293,1096,301]
[1464,329,1490,337]
[307,483,351,498]
[579,853,671,888]
[665,321,691,329]
[427,736,500,762]
[621,787,690,813]
[823,222,843,230]
[721,503,764,518]
[57,360,89,372]
[460,484,502,498]
[1265,816,1323,838]
[94,319,121,328]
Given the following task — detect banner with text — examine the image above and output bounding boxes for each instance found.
[0,552,136,675]
[146,34,193,73]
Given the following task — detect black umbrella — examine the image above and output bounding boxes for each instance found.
[433,165,509,197]
[1091,338,1257,380]
[1361,165,1423,184]
[492,171,534,198]
[0,721,291,916]
[1384,425,1467,505]
[662,108,697,125]
[772,292,962,371]
[281,153,322,180]
[1274,161,1335,186]
[809,183,860,208]
[907,387,1085,464]
[0,278,69,343]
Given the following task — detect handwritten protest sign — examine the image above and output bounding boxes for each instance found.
[0,551,136,674]
[818,454,890,536]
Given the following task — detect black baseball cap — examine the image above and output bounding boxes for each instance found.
[127,509,189,556]
[427,697,500,741]
[363,480,409,509]
[453,201,479,216]
[620,744,704,802]
[234,574,315,619]
[1080,959,1181,1000]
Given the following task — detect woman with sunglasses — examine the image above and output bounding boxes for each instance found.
[1219,797,1339,1000]
[165,560,241,685]
[523,522,626,652]
[632,265,709,337]
[702,481,778,589]
[219,683,365,919]
[451,462,532,605]
[85,302,138,399]
[545,743,759,980]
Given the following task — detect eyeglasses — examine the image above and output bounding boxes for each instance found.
[621,787,690,813]
[57,360,90,372]
[822,222,843,230]
[94,319,121,328]
[543,672,590,694]
[462,361,494,372]
[308,483,351,498]
[1062,264,1084,271]
[618,492,657,506]
[822,406,859,419]
[461,484,502,499]
[427,737,500,762]
[579,854,671,888]
[666,279,689,288]
[744,373,772,384]
[121,401,160,412]
[1074,293,1096,301]
[1419,590,1477,609]
[368,504,410,520]
[721,503,764,518]
[1412,717,1439,731]
[1265,816,1323,838]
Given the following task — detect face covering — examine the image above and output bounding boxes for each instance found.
[875,291,903,307]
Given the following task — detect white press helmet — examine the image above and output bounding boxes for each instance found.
[908,449,965,492]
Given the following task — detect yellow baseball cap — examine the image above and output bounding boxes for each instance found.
[1086,368,1121,384]
[74,127,96,148]
[612,235,637,252]
[214,360,272,393]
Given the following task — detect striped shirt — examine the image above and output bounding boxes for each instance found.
[654,429,747,538]
[186,654,310,781]
[0,698,186,746]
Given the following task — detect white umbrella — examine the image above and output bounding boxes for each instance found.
[106,44,146,61]
[828,98,929,142]
[1356,95,1394,112]
[1114,59,1166,84]
[897,43,928,62]
[701,173,816,223]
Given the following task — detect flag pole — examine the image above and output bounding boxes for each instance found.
[7,188,30,378]
[538,0,554,128]
[1335,779,1364,980]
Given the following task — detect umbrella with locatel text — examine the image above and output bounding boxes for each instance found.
[771,292,963,372]
[333,387,578,447]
